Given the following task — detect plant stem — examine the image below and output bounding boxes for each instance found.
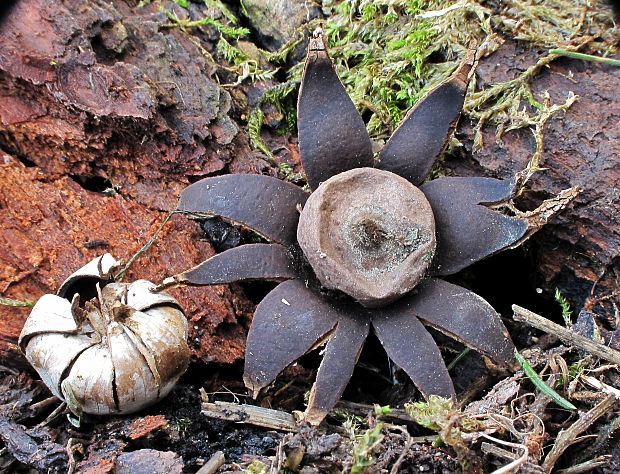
[0,297,35,308]
[549,49,620,66]
[447,347,471,371]
[114,210,185,282]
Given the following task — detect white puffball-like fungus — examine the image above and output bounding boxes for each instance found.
[19,254,190,415]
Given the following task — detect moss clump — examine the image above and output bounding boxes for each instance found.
[161,0,617,168]
[312,0,491,139]
[317,0,616,145]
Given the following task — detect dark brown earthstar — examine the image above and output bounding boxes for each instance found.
[162,30,536,425]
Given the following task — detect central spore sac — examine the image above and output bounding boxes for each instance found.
[297,167,436,307]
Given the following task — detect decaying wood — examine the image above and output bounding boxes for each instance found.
[195,451,225,474]
[0,0,258,368]
[202,401,298,432]
[512,305,620,365]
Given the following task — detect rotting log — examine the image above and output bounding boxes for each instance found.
[0,0,262,367]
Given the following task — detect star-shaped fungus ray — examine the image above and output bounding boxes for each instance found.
[377,46,477,185]
[244,280,340,394]
[243,280,370,425]
[178,174,309,246]
[304,308,369,425]
[298,31,374,190]
[169,30,537,428]
[420,177,528,276]
[399,278,515,363]
[158,244,296,289]
[372,304,456,400]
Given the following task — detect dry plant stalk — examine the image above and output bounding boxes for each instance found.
[542,395,619,472]
[512,305,620,365]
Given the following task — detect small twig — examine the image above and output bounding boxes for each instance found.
[201,401,298,432]
[549,49,620,66]
[542,394,619,472]
[481,442,517,460]
[35,401,67,429]
[579,374,620,399]
[513,305,620,366]
[0,297,35,308]
[114,210,186,282]
[28,396,60,417]
[481,433,529,474]
[556,456,612,474]
[271,439,285,474]
[66,438,79,474]
[195,451,225,474]
[385,423,413,474]
[336,400,413,425]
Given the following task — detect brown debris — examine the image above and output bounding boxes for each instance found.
[513,305,620,365]
[125,415,169,440]
[543,395,619,472]
[0,0,248,209]
[0,416,67,471]
[202,401,298,432]
[116,449,184,474]
[75,439,128,474]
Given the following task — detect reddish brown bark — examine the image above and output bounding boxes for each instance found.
[0,0,262,367]
[0,154,253,365]
[452,40,620,304]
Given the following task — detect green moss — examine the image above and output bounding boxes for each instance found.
[247,80,300,161]
[343,417,384,474]
[319,0,615,146]
[317,0,493,139]
[555,288,573,326]
[164,0,616,177]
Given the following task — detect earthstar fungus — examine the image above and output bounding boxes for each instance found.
[164,31,533,425]
[20,254,190,416]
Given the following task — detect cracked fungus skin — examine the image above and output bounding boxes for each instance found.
[166,30,531,425]
[20,254,190,416]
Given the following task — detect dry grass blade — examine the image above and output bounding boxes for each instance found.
[384,423,413,474]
